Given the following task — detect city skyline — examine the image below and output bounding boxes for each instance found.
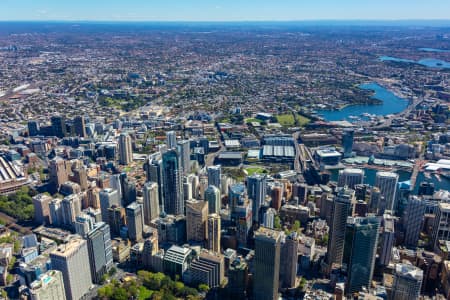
[1,0,450,22]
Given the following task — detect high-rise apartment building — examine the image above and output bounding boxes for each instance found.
[186,200,208,243]
[118,133,133,165]
[50,238,92,300]
[143,181,160,225]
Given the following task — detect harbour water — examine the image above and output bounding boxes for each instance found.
[330,168,450,194]
[380,55,450,69]
[318,82,409,122]
[418,48,450,53]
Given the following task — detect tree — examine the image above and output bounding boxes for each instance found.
[292,220,301,232]
[198,284,209,293]
[274,216,282,230]
[108,266,117,277]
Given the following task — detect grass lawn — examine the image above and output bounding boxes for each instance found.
[138,286,153,300]
[276,113,310,126]
[245,118,263,124]
[245,167,267,176]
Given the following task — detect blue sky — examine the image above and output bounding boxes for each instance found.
[1,0,450,21]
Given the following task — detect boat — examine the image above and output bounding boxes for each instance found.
[424,172,431,179]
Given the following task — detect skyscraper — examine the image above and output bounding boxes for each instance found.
[49,198,63,226]
[145,155,164,212]
[143,182,160,225]
[205,185,221,215]
[61,194,82,229]
[162,149,184,215]
[99,188,120,223]
[51,115,66,138]
[391,263,423,300]
[177,140,191,175]
[337,168,364,189]
[27,270,66,300]
[247,174,267,224]
[86,222,113,284]
[375,171,399,212]
[228,258,249,299]
[74,116,87,138]
[326,187,355,268]
[379,213,395,266]
[186,199,208,243]
[342,128,354,158]
[33,193,52,225]
[107,205,126,237]
[118,133,133,165]
[49,157,69,191]
[126,202,144,242]
[263,208,276,229]
[207,213,221,254]
[280,233,299,289]
[207,165,221,189]
[50,238,92,300]
[123,178,137,207]
[431,202,450,250]
[403,196,426,248]
[343,216,380,295]
[253,227,281,300]
[166,131,177,149]
[109,174,123,201]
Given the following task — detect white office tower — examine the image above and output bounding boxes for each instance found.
[207,165,222,189]
[375,171,399,212]
[391,263,423,300]
[50,238,92,300]
[143,182,160,225]
[263,208,277,229]
[205,185,221,215]
[337,168,364,189]
[28,270,66,300]
[61,194,82,228]
[118,133,133,165]
[166,131,177,149]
